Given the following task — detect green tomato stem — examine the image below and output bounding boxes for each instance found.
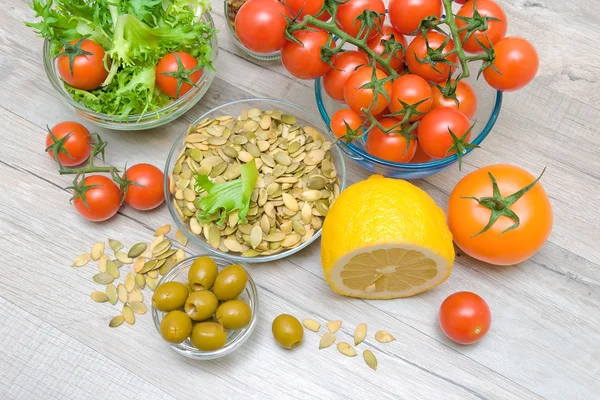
[442,0,470,80]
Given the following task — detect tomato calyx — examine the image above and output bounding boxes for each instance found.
[358,67,393,113]
[461,167,546,237]
[353,9,385,40]
[445,124,478,170]
[365,113,417,156]
[45,125,75,168]
[337,120,366,144]
[158,52,203,98]
[434,72,461,106]
[416,15,446,37]
[379,35,405,62]
[67,173,102,209]
[111,164,144,205]
[413,33,458,74]
[386,98,430,123]
[56,133,119,176]
[471,36,499,78]
[455,0,502,43]
[55,35,94,76]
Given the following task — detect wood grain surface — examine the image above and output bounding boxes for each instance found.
[1,0,599,399]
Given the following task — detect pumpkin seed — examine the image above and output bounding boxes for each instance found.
[154,224,171,236]
[109,315,125,328]
[327,320,342,334]
[91,242,105,261]
[175,229,188,246]
[109,239,123,252]
[128,243,147,258]
[282,233,301,248]
[91,291,108,303]
[145,276,159,290]
[115,251,133,264]
[152,239,172,256]
[375,330,395,343]
[264,232,286,242]
[133,257,145,273]
[354,323,367,346]
[303,319,320,332]
[156,249,177,260]
[124,273,135,292]
[105,284,117,305]
[250,226,263,249]
[122,305,135,325]
[135,273,146,289]
[129,302,147,315]
[282,193,299,212]
[319,333,336,349]
[106,260,119,279]
[93,273,114,285]
[129,288,143,303]
[97,255,109,272]
[117,284,128,303]
[363,350,377,371]
[147,269,159,279]
[337,342,357,357]
[72,254,90,267]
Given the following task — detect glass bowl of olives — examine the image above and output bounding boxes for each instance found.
[151,255,259,360]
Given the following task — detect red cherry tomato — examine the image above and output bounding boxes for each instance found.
[431,80,477,120]
[283,0,330,21]
[282,29,333,79]
[366,117,416,162]
[235,0,291,53]
[365,25,407,71]
[483,37,538,91]
[72,175,121,222]
[410,141,434,163]
[344,66,392,116]
[389,74,432,122]
[456,0,507,53]
[57,39,108,91]
[122,164,165,211]
[418,107,471,158]
[45,121,92,167]
[439,291,491,345]
[155,52,202,98]
[323,51,369,102]
[406,32,457,83]
[330,109,363,139]
[336,0,386,39]
[388,0,442,35]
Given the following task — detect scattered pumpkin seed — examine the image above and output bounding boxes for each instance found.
[145,276,159,290]
[133,257,145,273]
[91,242,105,261]
[303,319,321,332]
[124,273,135,292]
[72,254,90,267]
[106,284,117,305]
[135,273,145,289]
[337,342,357,357]
[122,305,135,325]
[154,224,171,236]
[147,269,159,279]
[129,302,147,315]
[327,320,342,334]
[129,288,143,303]
[152,239,172,256]
[128,243,147,258]
[175,229,188,246]
[114,251,133,264]
[354,323,367,346]
[93,273,114,285]
[175,249,186,262]
[319,333,336,349]
[139,259,158,274]
[109,239,123,252]
[109,315,125,328]
[91,291,108,303]
[106,260,120,279]
[375,330,396,343]
[363,350,377,371]
[97,254,109,272]
[117,284,128,303]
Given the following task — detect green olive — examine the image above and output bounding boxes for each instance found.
[188,256,218,291]
[191,322,227,351]
[272,314,303,349]
[184,290,218,321]
[152,282,189,312]
[216,300,252,330]
[213,264,248,301]
[160,310,192,344]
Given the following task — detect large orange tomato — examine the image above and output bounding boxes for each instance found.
[447,164,553,265]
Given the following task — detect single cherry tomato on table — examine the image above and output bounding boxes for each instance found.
[456,0,507,53]
[439,291,491,345]
[336,0,386,39]
[122,163,165,211]
[323,51,369,102]
[330,109,363,139]
[483,37,539,91]
[365,25,407,72]
[283,0,330,21]
[344,66,392,116]
[388,74,432,122]
[282,29,334,79]
[418,107,472,159]
[69,175,121,222]
[447,164,552,265]
[406,32,457,83]
[45,121,92,167]
[235,0,291,53]
[431,80,477,120]
[388,0,442,35]
[156,52,203,98]
[57,38,109,91]
[365,117,417,162]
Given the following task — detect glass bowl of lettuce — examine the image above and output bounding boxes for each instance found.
[31,0,217,130]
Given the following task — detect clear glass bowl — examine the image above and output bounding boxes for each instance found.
[42,12,218,131]
[164,98,347,263]
[223,0,281,61]
[152,255,258,360]
[314,64,503,179]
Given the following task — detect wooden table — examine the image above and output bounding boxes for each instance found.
[1,0,598,398]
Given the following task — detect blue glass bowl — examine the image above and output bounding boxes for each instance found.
[314,70,503,179]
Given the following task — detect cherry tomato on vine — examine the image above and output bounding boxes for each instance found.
[439,292,491,345]
[431,80,477,119]
[57,38,108,90]
[122,164,165,211]
[388,74,432,122]
[45,121,92,167]
[483,37,538,91]
[388,0,442,35]
[365,25,407,72]
[156,52,202,98]
[283,0,330,21]
[366,117,417,162]
[235,0,291,53]
[447,164,552,265]
[336,0,386,40]
[344,66,392,116]
[330,109,363,139]
[418,107,470,158]
[323,51,369,102]
[456,0,507,53]
[70,175,121,222]
[410,141,434,163]
[282,29,333,79]
[406,32,457,83]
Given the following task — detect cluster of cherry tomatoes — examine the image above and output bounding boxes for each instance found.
[45,121,165,221]
[233,0,538,164]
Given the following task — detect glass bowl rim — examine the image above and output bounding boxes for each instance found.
[42,12,218,123]
[314,77,503,170]
[151,254,259,360]
[163,97,347,263]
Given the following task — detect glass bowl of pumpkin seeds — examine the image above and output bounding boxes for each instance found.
[165,98,347,262]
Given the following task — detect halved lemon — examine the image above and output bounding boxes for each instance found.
[321,176,454,299]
